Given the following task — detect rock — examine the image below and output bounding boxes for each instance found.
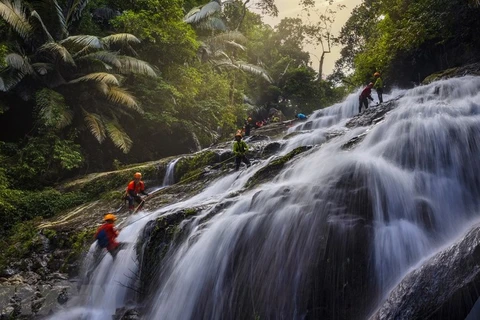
[346,99,399,129]
[57,288,68,305]
[370,224,480,320]
[261,141,283,157]
[114,307,140,320]
[422,63,480,84]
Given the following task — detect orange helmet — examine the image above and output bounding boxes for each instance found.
[374,72,380,77]
[248,117,252,121]
[134,172,142,179]
[104,213,117,221]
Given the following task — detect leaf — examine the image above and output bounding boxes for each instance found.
[102,33,141,47]
[30,10,54,42]
[117,56,157,77]
[224,40,246,51]
[31,62,55,75]
[69,72,120,86]
[0,0,33,40]
[236,61,272,82]
[5,53,34,74]
[36,88,72,129]
[184,1,221,24]
[197,16,226,31]
[38,42,75,65]
[105,120,132,153]
[209,31,247,44]
[52,0,67,37]
[184,6,201,21]
[61,35,103,51]
[106,86,143,113]
[65,0,89,26]
[82,109,106,143]
[77,51,121,68]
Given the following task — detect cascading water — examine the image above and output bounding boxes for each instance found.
[52,76,480,319]
[162,158,180,186]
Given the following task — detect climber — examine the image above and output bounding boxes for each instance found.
[125,172,149,213]
[295,113,308,120]
[359,82,374,113]
[373,72,384,103]
[233,133,251,171]
[244,118,252,136]
[94,213,125,258]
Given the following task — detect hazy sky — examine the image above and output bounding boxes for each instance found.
[258,0,362,76]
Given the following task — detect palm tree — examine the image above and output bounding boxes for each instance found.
[0,0,157,153]
[185,0,272,83]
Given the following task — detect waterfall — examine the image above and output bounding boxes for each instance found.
[51,76,480,319]
[162,158,179,186]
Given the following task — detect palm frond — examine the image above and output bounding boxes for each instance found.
[236,61,272,83]
[36,88,72,129]
[77,51,121,68]
[65,0,89,26]
[5,53,34,74]
[61,35,103,51]
[184,6,201,21]
[224,40,246,51]
[117,56,157,77]
[102,33,140,47]
[52,0,68,37]
[30,10,54,42]
[209,31,247,44]
[38,42,75,65]
[32,62,55,75]
[184,1,221,24]
[197,16,226,31]
[82,109,106,143]
[0,66,26,90]
[105,120,132,153]
[106,86,142,113]
[69,72,119,86]
[0,0,33,39]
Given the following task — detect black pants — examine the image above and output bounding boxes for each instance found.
[377,88,383,103]
[359,97,369,113]
[126,194,143,210]
[235,156,251,171]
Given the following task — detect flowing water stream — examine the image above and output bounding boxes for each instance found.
[52,76,480,319]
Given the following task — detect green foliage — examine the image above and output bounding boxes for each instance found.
[335,0,480,86]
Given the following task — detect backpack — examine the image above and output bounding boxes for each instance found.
[96,229,109,248]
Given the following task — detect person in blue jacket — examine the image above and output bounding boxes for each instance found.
[295,113,307,120]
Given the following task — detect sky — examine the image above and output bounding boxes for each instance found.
[257,0,362,77]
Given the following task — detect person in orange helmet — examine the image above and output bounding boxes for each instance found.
[94,213,124,258]
[233,133,251,171]
[125,172,149,213]
[359,82,374,113]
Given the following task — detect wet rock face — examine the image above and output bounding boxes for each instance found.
[371,225,480,320]
[346,99,398,129]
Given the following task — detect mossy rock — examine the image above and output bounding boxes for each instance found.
[422,63,480,84]
[138,207,202,298]
[246,146,311,189]
[174,150,220,183]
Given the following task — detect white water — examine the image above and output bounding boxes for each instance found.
[53,76,480,319]
[162,158,179,186]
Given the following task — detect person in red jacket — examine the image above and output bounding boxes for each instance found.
[94,213,124,258]
[125,172,149,213]
[359,82,374,113]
